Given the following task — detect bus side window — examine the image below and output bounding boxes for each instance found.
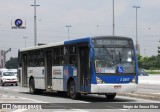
[69,55,76,65]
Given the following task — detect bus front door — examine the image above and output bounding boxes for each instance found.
[22,54,28,87]
[45,51,52,90]
[78,46,90,92]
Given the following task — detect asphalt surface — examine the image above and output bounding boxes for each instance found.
[0,85,160,112]
[0,75,160,112]
[118,75,160,101]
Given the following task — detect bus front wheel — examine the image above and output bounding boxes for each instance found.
[105,93,116,100]
[69,80,80,99]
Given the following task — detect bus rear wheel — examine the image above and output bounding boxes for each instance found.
[105,93,116,100]
[69,80,80,99]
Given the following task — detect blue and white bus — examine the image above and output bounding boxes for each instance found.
[18,36,138,99]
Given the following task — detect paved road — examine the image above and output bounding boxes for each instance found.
[138,75,160,85]
[0,75,160,112]
[0,85,160,112]
[119,75,160,101]
[138,84,160,93]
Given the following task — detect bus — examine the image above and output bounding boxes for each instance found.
[18,36,138,99]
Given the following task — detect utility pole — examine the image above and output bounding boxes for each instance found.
[66,25,71,40]
[113,0,115,36]
[23,37,28,48]
[31,0,40,46]
[133,6,140,54]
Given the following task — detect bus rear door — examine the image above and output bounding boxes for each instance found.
[45,50,52,91]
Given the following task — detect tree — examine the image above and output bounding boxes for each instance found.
[5,57,18,69]
[138,54,160,70]
[158,40,160,56]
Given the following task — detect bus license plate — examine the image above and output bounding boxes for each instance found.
[114,85,121,89]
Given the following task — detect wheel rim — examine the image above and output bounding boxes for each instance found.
[30,86,33,93]
[30,80,34,93]
[70,81,75,98]
[70,85,74,96]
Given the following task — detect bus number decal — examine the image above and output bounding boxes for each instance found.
[120,78,130,82]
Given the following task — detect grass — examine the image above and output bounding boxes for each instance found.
[146,72,160,74]
[143,70,160,74]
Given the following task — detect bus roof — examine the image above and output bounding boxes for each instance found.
[19,37,91,52]
[20,41,64,52]
[19,36,132,52]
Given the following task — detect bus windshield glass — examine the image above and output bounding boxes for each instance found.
[92,38,135,74]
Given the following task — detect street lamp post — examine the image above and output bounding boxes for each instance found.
[133,6,140,54]
[31,0,40,46]
[113,0,115,36]
[66,25,71,40]
[23,37,28,48]
[144,49,146,57]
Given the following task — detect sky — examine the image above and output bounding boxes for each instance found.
[0,0,160,60]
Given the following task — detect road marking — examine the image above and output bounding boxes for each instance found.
[18,96,49,103]
[8,96,49,112]
[52,109,89,112]
[11,109,27,112]
[13,89,20,92]
[0,95,19,99]
[0,94,49,103]
[152,93,160,95]
[119,109,128,111]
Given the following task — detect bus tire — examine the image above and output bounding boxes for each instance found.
[69,80,80,99]
[29,79,37,94]
[105,93,116,100]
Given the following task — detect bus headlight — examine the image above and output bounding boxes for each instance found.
[96,76,105,84]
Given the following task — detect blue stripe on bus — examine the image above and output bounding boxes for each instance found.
[97,75,135,84]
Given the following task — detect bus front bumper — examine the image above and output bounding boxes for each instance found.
[91,83,137,93]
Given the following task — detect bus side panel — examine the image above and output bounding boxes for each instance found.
[52,66,63,91]
[63,66,78,92]
[28,67,45,89]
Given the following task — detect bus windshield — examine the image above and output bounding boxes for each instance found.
[92,38,135,74]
